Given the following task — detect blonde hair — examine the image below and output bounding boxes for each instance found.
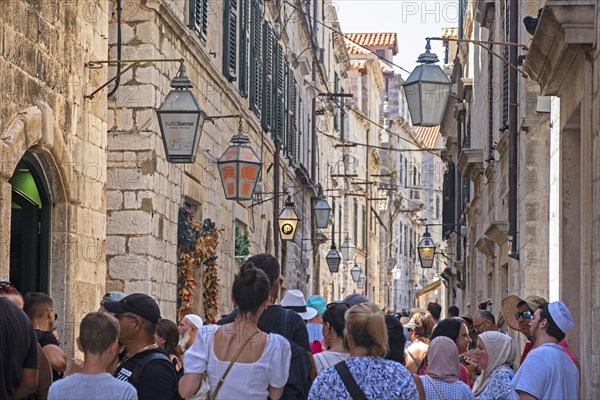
[345,303,388,357]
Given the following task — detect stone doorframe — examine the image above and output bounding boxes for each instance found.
[0,101,77,348]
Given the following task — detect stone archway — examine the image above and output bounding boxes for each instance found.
[0,101,77,348]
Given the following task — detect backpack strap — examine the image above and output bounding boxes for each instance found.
[130,351,174,387]
[334,361,368,400]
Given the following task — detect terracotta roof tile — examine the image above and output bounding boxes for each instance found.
[415,126,440,149]
[379,60,393,73]
[346,40,370,55]
[349,59,367,72]
[345,33,398,52]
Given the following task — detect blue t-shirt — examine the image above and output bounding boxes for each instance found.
[49,373,137,400]
[308,356,418,399]
[510,343,579,399]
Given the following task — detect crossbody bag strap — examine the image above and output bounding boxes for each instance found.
[209,330,260,400]
[424,375,445,400]
[334,361,368,400]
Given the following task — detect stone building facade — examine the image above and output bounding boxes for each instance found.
[0,0,110,354]
[1,0,393,357]
[441,0,600,395]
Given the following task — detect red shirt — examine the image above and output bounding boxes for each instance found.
[520,339,578,365]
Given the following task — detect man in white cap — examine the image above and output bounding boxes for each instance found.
[510,301,579,399]
[177,314,202,352]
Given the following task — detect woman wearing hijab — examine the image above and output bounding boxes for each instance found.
[420,337,475,399]
[471,332,515,399]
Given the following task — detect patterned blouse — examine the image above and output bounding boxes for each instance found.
[308,356,418,399]
[420,376,475,400]
[474,367,514,400]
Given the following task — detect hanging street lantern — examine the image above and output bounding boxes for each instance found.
[392,266,401,280]
[340,236,356,261]
[403,39,451,127]
[217,121,262,201]
[418,227,436,269]
[357,273,366,289]
[326,244,342,273]
[313,184,331,229]
[277,196,300,241]
[156,63,205,163]
[350,263,363,283]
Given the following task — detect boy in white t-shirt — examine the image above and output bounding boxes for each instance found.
[48,312,137,400]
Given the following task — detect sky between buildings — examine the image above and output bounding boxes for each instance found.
[335,0,459,78]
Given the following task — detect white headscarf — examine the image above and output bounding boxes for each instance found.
[472,332,516,396]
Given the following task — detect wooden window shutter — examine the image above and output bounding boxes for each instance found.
[238,0,249,96]
[274,43,285,141]
[222,0,238,82]
[261,22,273,131]
[442,162,456,240]
[189,0,208,43]
[333,72,339,130]
[249,0,262,117]
[287,76,298,161]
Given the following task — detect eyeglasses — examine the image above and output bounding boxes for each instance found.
[326,302,351,310]
[515,310,534,320]
[473,320,488,330]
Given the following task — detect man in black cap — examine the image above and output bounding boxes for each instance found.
[104,293,178,400]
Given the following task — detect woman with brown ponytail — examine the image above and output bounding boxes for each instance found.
[308,303,418,399]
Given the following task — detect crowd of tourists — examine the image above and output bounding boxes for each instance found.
[1,253,580,399]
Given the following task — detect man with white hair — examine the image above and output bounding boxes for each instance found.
[177,314,202,352]
[510,301,579,399]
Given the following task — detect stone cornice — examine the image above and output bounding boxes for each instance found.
[484,220,509,245]
[523,1,597,96]
[458,148,484,181]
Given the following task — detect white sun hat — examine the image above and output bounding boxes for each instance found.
[280,289,318,320]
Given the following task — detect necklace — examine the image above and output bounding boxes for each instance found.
[118,343,158,368]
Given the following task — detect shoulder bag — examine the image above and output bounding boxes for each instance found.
[209,330,260,400]
[334,361,368,400]
[424,375,445,400]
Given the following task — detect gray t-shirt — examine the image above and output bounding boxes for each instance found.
[48,372,137,400]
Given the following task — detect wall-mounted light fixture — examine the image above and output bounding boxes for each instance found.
[278,196,300,241]
[340,236,356,261]
[417,227,436,269]
[326,244,342,273]
[313,184,331,229]
[350,263,363,283]
[404,37,528,127]
[217,118,262,201]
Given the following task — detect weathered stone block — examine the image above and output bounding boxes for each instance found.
[124,191,137,209]
[106,210,152,234]
[106,236,126,256]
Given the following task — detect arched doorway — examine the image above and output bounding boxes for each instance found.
[9,152,51,294]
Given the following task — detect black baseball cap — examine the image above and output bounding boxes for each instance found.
[104,293,161,323]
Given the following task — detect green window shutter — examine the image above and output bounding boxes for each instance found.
[238,0,249,97]
[249,0,262,117]
[261,22,273,131]
[353,200,358,244]
[362,206,366,248]
[274,43,285,141]
[287,76,298,161]
[189,0,208,43]
[333,72,339,130]
[222,0,238,82]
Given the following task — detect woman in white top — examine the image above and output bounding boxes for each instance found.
[179,263,291,399]
[314,302,350,373]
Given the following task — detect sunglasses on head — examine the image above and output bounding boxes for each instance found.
[326,302,351,309]
[515,310,533,320]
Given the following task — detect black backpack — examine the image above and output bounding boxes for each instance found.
[130,352,182,400]
[281,311,314,399]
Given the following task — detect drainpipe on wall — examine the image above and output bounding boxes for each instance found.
[274,139,281,262]
[508,0,519,259]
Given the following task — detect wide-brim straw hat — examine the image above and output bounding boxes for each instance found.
[501,294,547,331]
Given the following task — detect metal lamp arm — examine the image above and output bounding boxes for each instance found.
[426,37,529,78]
